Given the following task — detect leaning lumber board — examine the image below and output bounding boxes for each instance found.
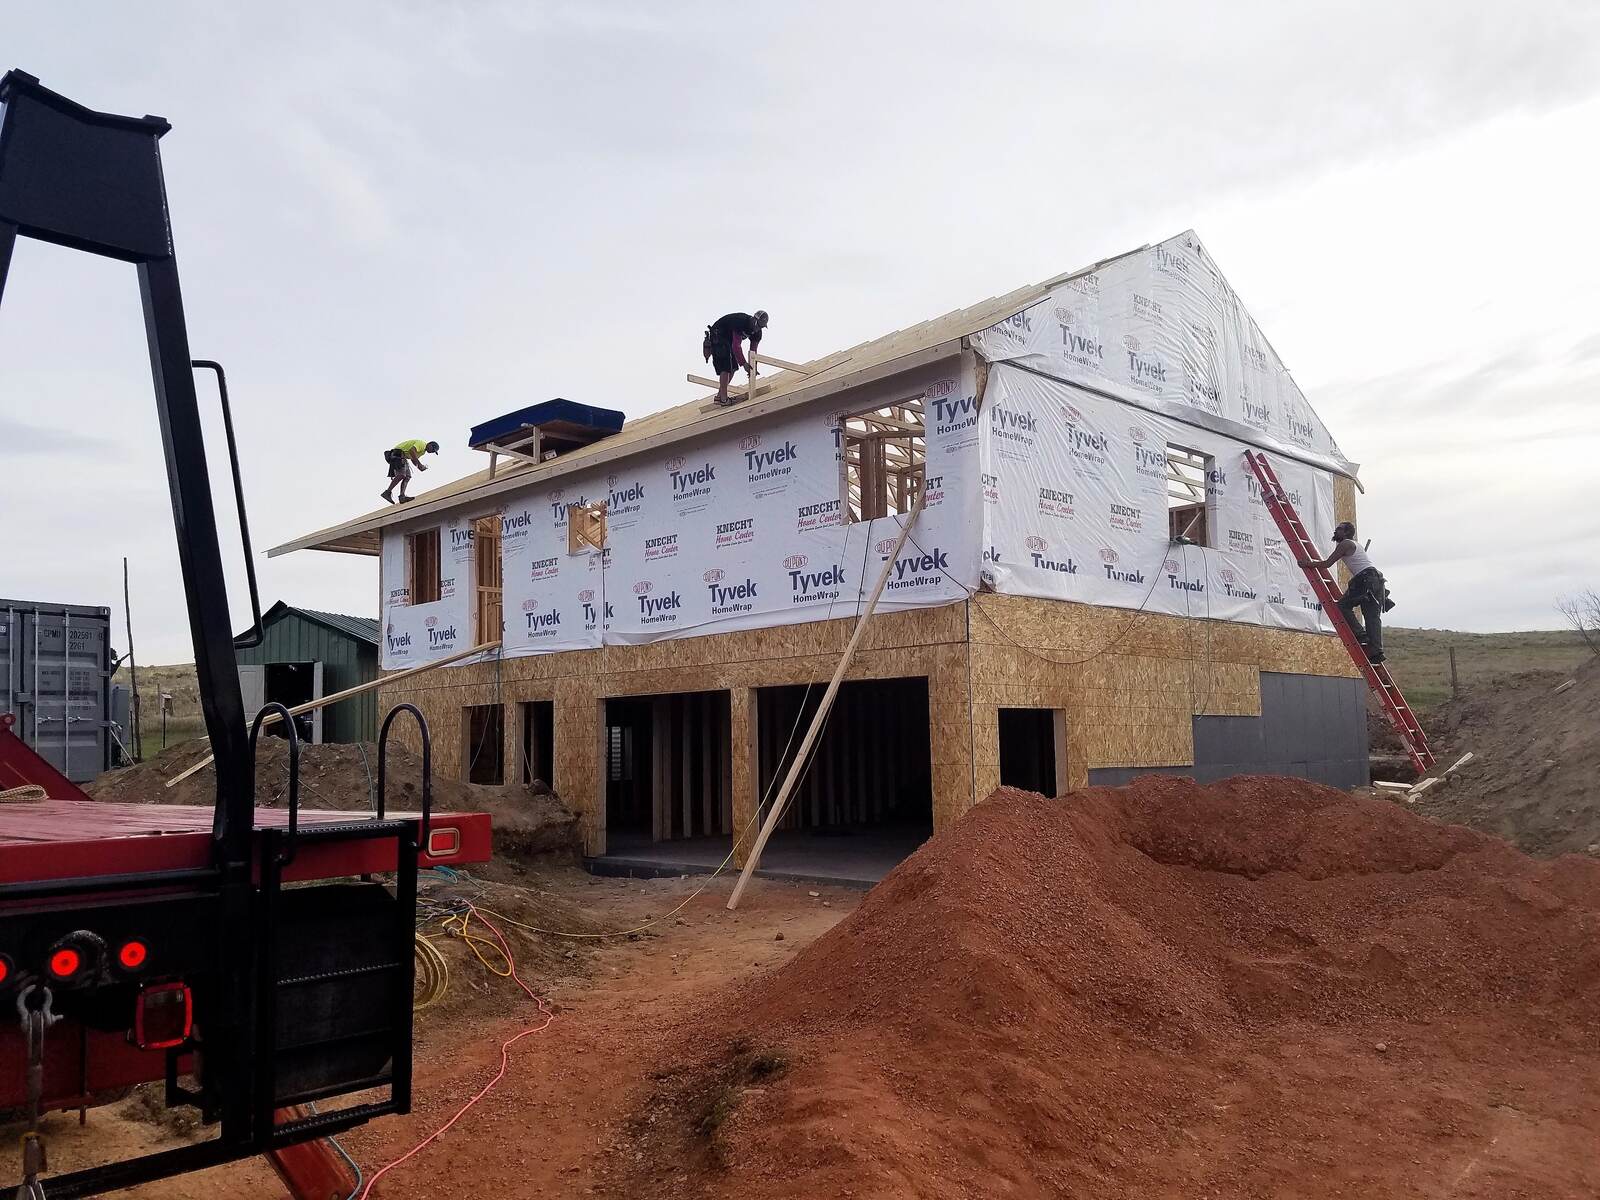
[727,490,927,909]
[1444,752,1474,774]
[164,640,502,788]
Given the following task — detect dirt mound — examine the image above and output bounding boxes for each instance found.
[613,777,1600,1199]
[86,738,581,859]
[1409,655,1600,856]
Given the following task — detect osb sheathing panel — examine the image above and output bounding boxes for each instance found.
[966,593,1352,794]
[379,591,1359,853]
[379,606,974,855]
[1334,475,1358,529]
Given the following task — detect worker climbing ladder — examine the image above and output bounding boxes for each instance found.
[1243,450,1436,776]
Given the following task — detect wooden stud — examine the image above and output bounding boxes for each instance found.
[720,692,735,833]
[651,696,669,841]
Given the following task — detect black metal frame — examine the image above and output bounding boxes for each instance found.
[0,70,431,1198]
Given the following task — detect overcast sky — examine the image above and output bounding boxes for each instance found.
[4,1,1597,661]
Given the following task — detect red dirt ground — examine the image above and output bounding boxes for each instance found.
[614,778,1600,1199]
[12,776,1600,1198]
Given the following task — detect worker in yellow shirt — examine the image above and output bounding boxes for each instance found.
[381,438,439,504]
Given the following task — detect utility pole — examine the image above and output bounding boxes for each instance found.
[123,556,142,761]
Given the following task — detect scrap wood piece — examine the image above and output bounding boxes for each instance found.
[1373,781,1411,792]
[1553,679,1576,695]
[1407,776,1444,803]
[1444,752,1474,774]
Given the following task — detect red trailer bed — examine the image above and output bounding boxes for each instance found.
[0,799,492,885]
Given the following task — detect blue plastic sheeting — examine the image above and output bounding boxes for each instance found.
[468,399,625,449]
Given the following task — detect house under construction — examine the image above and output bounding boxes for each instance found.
[271,231,1366,879]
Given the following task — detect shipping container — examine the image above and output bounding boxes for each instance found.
[0,598,114,783]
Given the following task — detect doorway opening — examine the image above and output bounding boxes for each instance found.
[998,707,1063,795]
[521,700,554,788]
[604,691,732,852]
[462,703,505,785]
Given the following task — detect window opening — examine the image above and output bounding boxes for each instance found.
[1166,443,1213,546]
[840,397,926,522]
[409,528,442,604]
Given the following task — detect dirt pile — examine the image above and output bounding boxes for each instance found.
[1410,655,1600,856]
[86,739,581,859]
[615,777,1600,1199]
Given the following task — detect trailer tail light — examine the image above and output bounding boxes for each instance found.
[48,947,83,979]
[0,955,10,986]
[118,940,149,971]
[135,982,193,1051]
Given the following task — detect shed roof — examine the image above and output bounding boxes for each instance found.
[268,243,1149,558]
[236,602,379,647]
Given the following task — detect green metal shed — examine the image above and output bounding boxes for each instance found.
[234,603,379,743]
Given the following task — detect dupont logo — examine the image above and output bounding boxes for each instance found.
[1103,548,1145,585]
[1129,426,1146,443]
[1025,535,1046,552]
[522,598,539,612]
[740,435,760,452]
[1053,305,1073,322]
[425,615,438,628]
[1220,568,1236,584]
[1026,535,1078,575]
[1123,334,1140,352]
[784,554,807,571]
[547,488,564,503]
[874,538,898,555]
[665,456,685,471]
[704,568,725,583]
[925,377,957,400]
[1164,558,1181,575]
[1099,548,1118,563]
[1064,404,1084,423]
[579,589,594,603]
[633,580,653,595]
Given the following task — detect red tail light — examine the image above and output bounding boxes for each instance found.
[135,982,193,1050]
[48,947,82,979]
[0,955,10,986]
[118,940,149,970]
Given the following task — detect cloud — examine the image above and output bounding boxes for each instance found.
[1,416,111,455]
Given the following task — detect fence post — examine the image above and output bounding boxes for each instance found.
[1448,645,1459,699]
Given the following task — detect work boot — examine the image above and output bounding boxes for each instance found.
[380,491,394,504]
[1367,648,1386,664]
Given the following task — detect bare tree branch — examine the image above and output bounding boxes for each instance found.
[1556,588,1600,656]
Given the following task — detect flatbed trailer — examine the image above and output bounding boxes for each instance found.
[0,70,490,1197]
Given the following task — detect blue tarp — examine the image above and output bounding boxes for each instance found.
[468,399,625,449]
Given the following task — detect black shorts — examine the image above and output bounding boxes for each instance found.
[710,339,739,376]
[384,449,410,482]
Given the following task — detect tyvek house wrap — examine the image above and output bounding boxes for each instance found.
[969,230,1355,478]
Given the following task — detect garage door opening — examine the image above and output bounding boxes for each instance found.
[604,691,732,856]
[750,676,932,880]
[998,707,1064,795]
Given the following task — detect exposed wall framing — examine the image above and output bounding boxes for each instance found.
[839,397,927,522]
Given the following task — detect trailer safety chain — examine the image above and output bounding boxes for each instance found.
[14,985,60,1200]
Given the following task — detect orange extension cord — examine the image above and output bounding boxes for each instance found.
[357,904,554,1198]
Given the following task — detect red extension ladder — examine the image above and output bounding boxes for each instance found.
[1244,450,1436,775]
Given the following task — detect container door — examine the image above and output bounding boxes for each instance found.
[311,661,324,744]
[238,665,266,721]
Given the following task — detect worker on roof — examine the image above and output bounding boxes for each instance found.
[381,438,438,505]
[703,310,769,406]
[1300,520,1395,663]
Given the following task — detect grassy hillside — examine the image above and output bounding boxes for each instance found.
[111,661,206,754]
[1383,627,1593,711]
